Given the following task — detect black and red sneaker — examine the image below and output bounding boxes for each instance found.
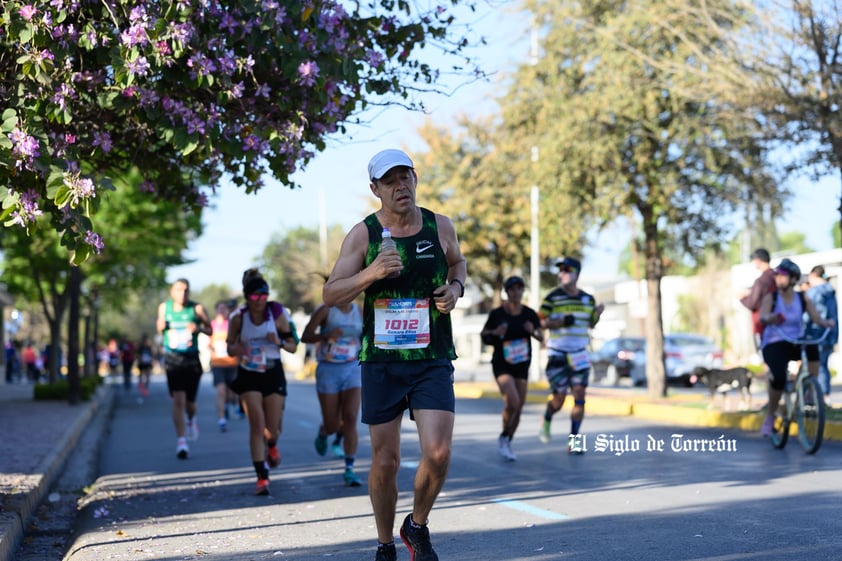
[399,514,438,561]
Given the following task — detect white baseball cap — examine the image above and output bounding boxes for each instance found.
[368,149,414,181]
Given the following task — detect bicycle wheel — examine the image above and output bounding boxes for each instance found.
[796,376,825,454]
[769,405,789,449]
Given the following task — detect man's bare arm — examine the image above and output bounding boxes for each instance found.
[324,223,395,306]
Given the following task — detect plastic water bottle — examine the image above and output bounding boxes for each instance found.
[380,228,400,278]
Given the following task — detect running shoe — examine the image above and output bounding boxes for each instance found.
[186,418,199,441]
[760,414,774,437]
[343,467,362,487]
[331,443,345,458]
[498,435,516,461]
[567,434,584,455]
[255,477,270,496]
[266,445,281,468]
[539,420,551,444]
[176,438,189,460]
[314,432,328,456]
[400,514,438,561]
[374,543,397,561]
[218,418,227,433]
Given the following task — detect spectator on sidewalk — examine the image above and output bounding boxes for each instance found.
[805,265,838,400]
[739,248,776,349]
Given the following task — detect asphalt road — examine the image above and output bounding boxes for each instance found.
[19,374,842,561]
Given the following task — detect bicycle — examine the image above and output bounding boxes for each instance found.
[767,327,830,454]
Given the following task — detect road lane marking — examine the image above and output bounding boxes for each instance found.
[492,499,569,520]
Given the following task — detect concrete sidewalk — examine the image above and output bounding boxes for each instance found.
[0,380,114,561]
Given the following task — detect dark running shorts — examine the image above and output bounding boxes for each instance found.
[228,361,287,397]
[491,357,530,380]
[164,352,203,403]
[361,358,455,425]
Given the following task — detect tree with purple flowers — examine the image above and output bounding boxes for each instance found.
[1,0,480,263]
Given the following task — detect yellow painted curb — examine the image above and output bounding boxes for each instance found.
[452,382,842,441]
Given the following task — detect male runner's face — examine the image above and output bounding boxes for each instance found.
[171,281,189,305]
[374,166,416,212]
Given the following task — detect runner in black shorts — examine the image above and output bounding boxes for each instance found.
[156,278,211,460]
[480,275,542,461]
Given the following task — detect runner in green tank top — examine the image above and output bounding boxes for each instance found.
[323,149,467,561]
[156,278,211,460]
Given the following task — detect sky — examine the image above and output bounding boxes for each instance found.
[168,4,842,292]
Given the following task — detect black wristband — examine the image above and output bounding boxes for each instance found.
[450,279,465,297]
[277,331,293,339]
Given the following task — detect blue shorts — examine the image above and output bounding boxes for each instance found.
[546,354,589,392]
[361,358,455,425]
[212,366,238,387]
[316,361,362,394]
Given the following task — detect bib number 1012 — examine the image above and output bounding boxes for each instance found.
[385,319,419,331]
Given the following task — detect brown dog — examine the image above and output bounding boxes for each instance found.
[691,366,753,410]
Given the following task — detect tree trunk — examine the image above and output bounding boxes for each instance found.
[643,219,667,398]
[67,266,81,405]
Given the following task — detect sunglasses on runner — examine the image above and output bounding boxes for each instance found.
[559,266,579,274]
[247,293,268,301]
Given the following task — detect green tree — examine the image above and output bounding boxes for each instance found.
[0,170,200,383]
[1,0,482,260]
[259,224,347,313]
[506,0,782,396]
[751,1,842,248]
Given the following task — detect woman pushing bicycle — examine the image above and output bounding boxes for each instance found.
[757,258,835,437]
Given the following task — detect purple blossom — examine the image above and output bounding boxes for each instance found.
[139,180,156,193]
[365,49,385,69]
[126,56,151,77]
[63,175,96,208]
[91,131,112,153]
[129,6,148,23]
[255,83,271,99]
[9,128,40,170]
[19,5,37,21]
[52,83,75,112]
[298,60,319,87]
[218,51,237,75]
[229,82,244,99]
[10,189,43,226]
[84,230,104,254]
[120,24,148,48]
[219,13,238,34]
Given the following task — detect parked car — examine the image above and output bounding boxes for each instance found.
[664,333,724,386]
[591,337,647,386]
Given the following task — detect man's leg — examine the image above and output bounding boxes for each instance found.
[570,384,586,434]
[172,390,187,437]
[368,416,402,544]
[410,409,454,524]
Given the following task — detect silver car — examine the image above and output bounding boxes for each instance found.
[664,333,724,386]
